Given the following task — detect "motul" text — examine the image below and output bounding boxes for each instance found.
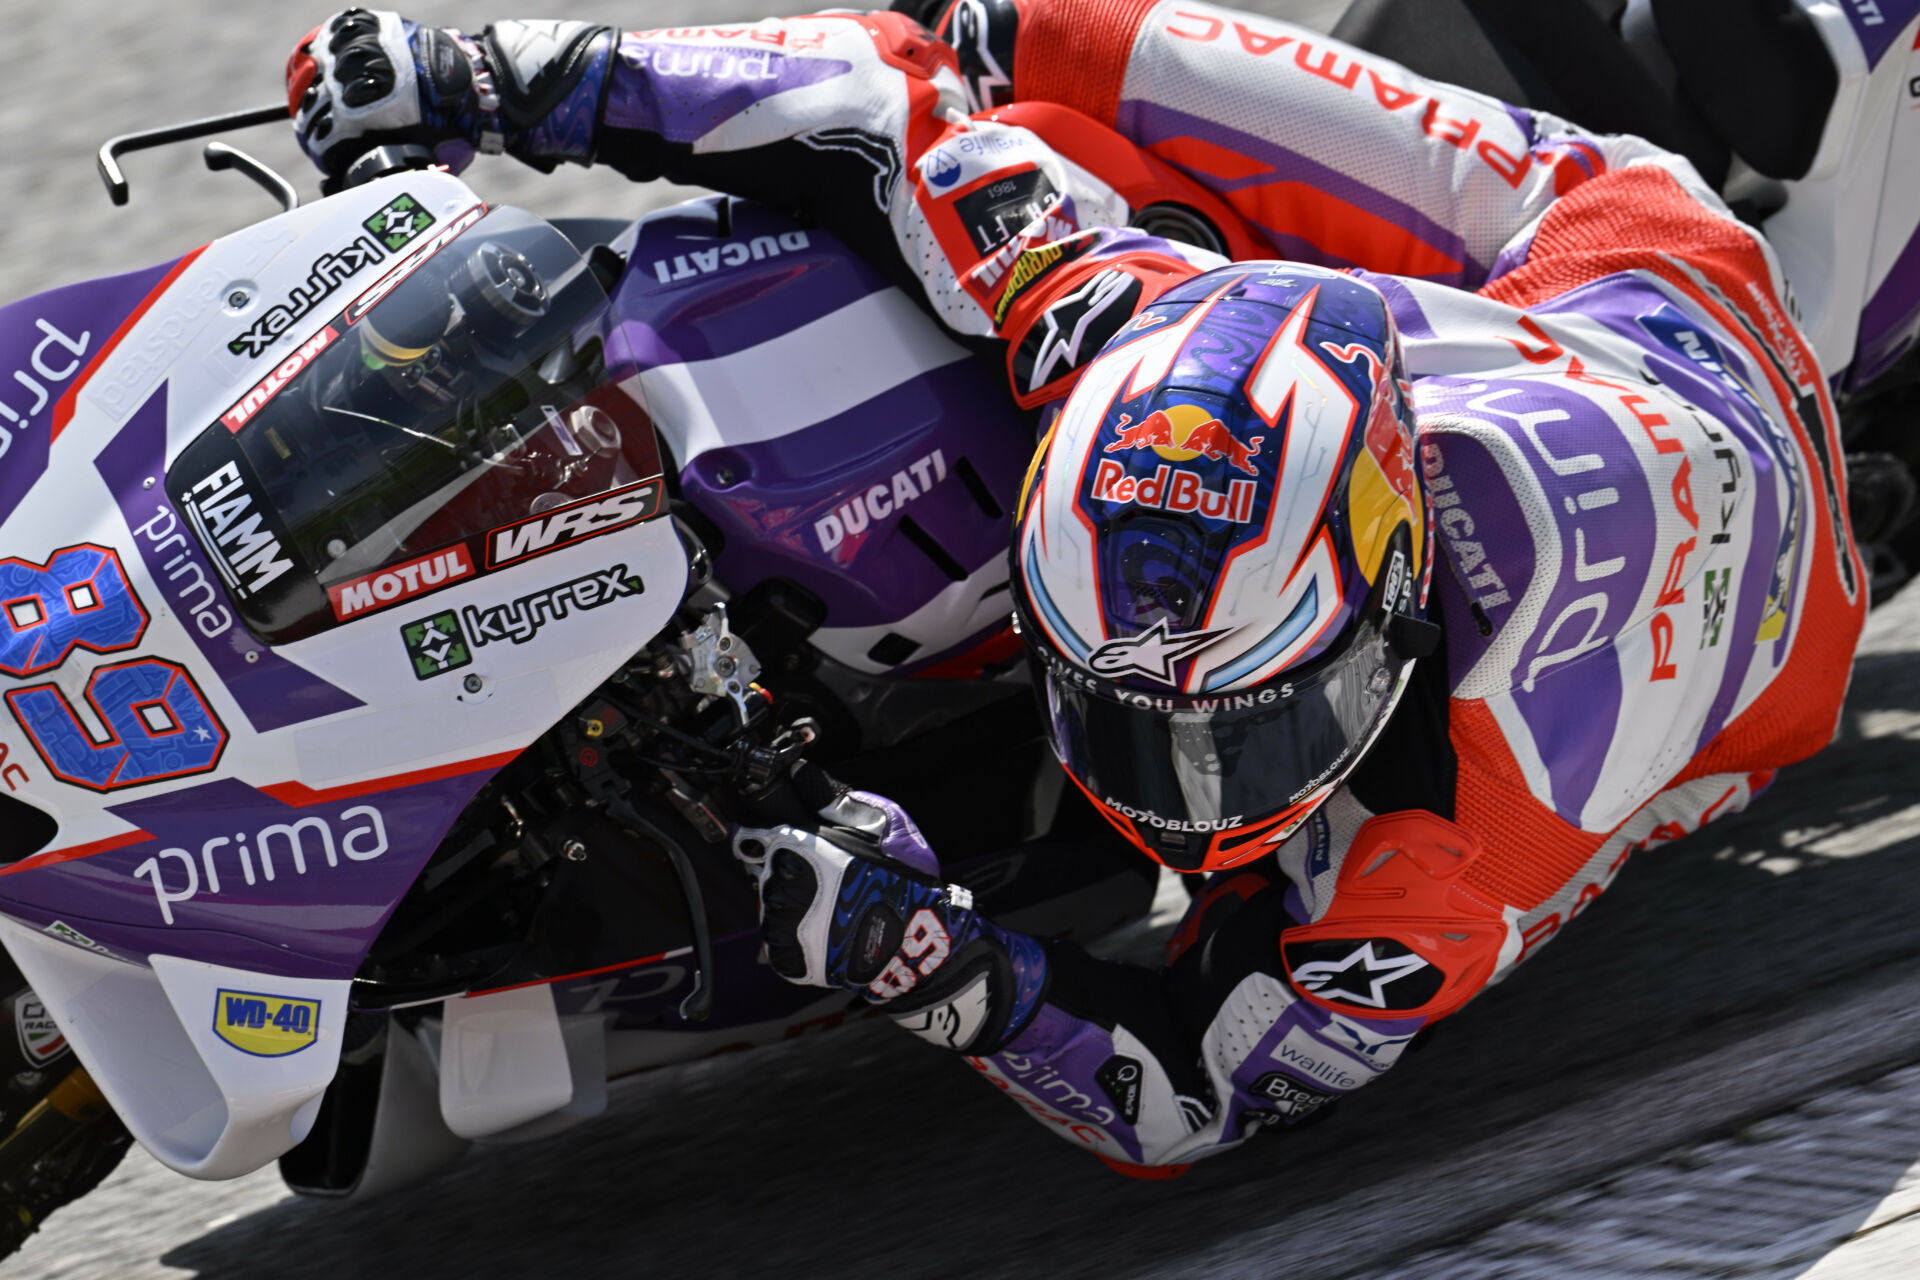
[222,326,337,432]
[329,546,476,620]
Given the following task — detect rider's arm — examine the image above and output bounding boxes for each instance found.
[582,16,1236,406]
[290,12,1224,408]
[1004,0,1712,292]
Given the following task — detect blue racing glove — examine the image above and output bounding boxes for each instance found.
[735,790,1047,1052]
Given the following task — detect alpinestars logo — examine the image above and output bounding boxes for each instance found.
[183,463,294,597]
[229,235,385,357]
[463,564,644,647]
[1017,268,1143,393]
[1087,619,1235,685]
[1286,939,1437,1010]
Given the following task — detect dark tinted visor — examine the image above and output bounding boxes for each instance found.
[1025,604,1406,835]
[167,207,659,644]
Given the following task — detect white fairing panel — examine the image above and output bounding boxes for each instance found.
[0,915,348,1179]
[1764,2,1920,376]
[436,984,575,1139]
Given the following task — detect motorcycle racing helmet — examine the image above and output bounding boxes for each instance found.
[166,205,656,645]
[1011,263,1434,873]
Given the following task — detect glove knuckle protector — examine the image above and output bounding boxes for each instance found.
[294,8,422,164]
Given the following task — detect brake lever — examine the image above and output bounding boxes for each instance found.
[97,102,290,206]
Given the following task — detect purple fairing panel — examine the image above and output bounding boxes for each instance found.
[94,385,362,733]
[0,260,180,530]
[1852,221,1920,389]
[612,198,1035,641]
[1839,0,1920,70]
[0,767,499,980]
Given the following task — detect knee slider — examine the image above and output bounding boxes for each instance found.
[1280,811,1504,1022]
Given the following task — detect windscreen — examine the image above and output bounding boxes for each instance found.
[166,206,661,644]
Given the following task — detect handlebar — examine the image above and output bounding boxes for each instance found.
[97,105,435,207]
[97,102,289,206]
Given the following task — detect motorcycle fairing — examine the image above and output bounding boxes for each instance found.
[1765,0,1920,385]
[0,914,350,1179]
[0,170,686,1178]
[619,197,1034,675]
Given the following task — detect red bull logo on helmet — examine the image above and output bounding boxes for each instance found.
[1091,461,1257,523]
[1094,402,1262,522]
[1104,403,1263,476]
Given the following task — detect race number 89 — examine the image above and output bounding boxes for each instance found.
[1,546,226,791]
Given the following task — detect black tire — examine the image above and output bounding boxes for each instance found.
[0,1104,132,1262]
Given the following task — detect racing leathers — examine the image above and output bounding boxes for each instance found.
[291,2,1867,1170]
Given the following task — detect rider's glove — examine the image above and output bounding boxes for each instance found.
[736,790,1046,1052]
[285,9,612,179]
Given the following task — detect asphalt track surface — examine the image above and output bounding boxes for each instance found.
[5,1,1920,1277]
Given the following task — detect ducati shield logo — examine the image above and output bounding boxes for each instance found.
[213,990,320,1057]
[1087,619,1236,685]
[13,992,67,1066]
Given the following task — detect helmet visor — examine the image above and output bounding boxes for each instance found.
[1026,607,1405,838]
[166,206,660,644]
